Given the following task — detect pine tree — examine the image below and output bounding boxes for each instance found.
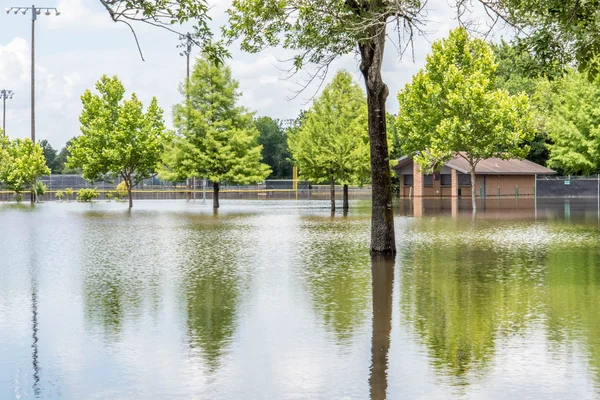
[160,56,271,208]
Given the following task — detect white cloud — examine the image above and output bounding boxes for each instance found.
[0,0,503,148]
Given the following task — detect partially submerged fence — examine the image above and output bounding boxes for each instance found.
[537,175,600,198]
[0,175,373,202]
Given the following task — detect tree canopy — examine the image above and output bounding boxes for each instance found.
[398,28,535,209]
[470,0,600,77]
[535,71,600,175]
[0,136,50,202]
[160,55,271,208]
[225,0,431,254]
[255,117,293,179]
[68,75,169,208]
[289,70,369,211]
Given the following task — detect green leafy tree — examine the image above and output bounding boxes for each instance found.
[55,137,79,174]
[471,0,600,77]
[40,140,59,173]
[160,55,271,209]
[68,75,169,208]
[492,40,555,166]
[398,28,535,210]
[0,136,50,203]
[255,117,293,179]
[534,71,600,175]
[288,70,369,211]
[225,0,431,254]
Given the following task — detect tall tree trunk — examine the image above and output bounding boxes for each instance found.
[470,167,477,211]
[213,181,220,209]
[359,26,396,255]
[343,184,349,210]
[369,254,395,399]
[329,175,336,212]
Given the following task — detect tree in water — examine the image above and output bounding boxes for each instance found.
[225,0,433,254]
[160,55,271,209]
[398,28,535,211]
[288,70,370,212]
[68,75,169,208]
[0,136,50,204]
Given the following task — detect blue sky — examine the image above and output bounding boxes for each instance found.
[0,0,497,149]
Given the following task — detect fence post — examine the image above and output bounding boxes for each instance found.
[516,185,518,198]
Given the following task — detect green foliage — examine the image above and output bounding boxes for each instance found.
[225,1,424,71]
[0,136,51,196]
[77,188,99,202]
[40,139,60,173]
[55,137,79,174]
[492,40,552,166]
[288,70,369,185]
[68,75,169,207]
[398,28,535,171]
[482,0,600,78]
[65,187,74,201]
[35,181,47,197]
[534,71,600,175]
[115,181,128,200]
[255,116,293,178]
[55,190,65,201]
[160,55,271,186]
[101,0,228,64]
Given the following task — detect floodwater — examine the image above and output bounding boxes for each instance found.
[0,198,599,399]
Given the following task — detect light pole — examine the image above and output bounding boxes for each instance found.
[7,5,60,204]
[178,33,195,200]
[6,5,60,144]
[0,89,14,134]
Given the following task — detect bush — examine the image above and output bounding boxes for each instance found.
[65,188,74,201]
[115,181,128,200]
[105,191,113,201]
[35,181,47,197]
[77,188,99,202]
[14,193,22,203]
[55,190,65,201]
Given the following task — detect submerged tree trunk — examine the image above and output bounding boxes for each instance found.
[329,175,336,212]
[213,181,220,209]
[126,176,133,209]
[470,167,477,211]
[343,184,349,210]
[359,25,396,255]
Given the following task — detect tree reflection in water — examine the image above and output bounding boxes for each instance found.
[370,255,394,400]
[399,217,600,392]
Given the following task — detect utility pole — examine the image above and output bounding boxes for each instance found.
[0,89,14,134]
[7,5,60,203]
[178,33,195,200]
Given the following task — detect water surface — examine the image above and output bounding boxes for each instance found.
[0,199,599,399]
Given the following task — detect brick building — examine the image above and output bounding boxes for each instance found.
[393,154,555,198]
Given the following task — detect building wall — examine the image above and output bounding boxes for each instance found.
[400,172,535,198]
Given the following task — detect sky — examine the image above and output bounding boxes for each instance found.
[0,0,500,149]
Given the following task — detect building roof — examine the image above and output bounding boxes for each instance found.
[394,154,555,175]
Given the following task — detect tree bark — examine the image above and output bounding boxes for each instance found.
[329,175,336,212]
[359,25,396,255]
[343,184,349,210]
[126,177,133,209]
[213,181,220,209]
[470,167,477,211]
